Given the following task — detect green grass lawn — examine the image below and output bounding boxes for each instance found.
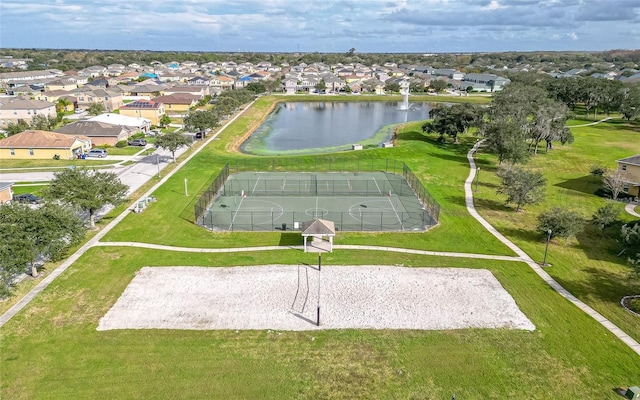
[2,96,639,399]
[1,248,638,399]
[0,158,114,170]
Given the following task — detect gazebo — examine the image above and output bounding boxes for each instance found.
[301,219,335,253]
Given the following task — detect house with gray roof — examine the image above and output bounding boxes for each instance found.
[56,120,134,146]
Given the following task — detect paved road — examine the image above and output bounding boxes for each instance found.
[0,146,188,196]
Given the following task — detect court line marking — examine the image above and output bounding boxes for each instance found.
[388,194,404,230]
[251,176,261,194]
[228,195,246,230]
[372,177,381,194]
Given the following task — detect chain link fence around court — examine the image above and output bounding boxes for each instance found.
[194,158,440,231]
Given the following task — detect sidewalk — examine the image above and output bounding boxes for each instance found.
[466,140,640,356]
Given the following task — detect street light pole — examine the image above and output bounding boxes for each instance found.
[475,166,480,192]
[542,229,552,266]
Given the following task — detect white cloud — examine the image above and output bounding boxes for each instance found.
[0,0,636,52]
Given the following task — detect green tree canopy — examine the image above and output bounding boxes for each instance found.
[47,168,128,229]
[29,114,57,131]
[0,202,84,286]
[428,80,448,93]
[481,119,529,165]
[537,207,585,241]
[88,102,105,115]
[5,119,29,136]
[592,202,620,232]
[155,131,192,163]
[183,110,219,134]
[497,166,546,212]
[159,114,172,127]
[422,103,481,144]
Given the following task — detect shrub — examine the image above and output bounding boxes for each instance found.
[537,207,585,241]
[115,140,127,148]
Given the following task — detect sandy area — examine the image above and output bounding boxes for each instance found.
[97,265,535,331]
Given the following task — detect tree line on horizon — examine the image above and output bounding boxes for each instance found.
[2,48,639,75]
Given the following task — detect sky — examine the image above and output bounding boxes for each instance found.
[1,0,639,53]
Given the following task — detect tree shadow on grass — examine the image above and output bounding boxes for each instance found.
[473,197,514,213]
[497,226,543,244]
[553,266,634,304]
[574,223,630,266]
[555,175,602,196]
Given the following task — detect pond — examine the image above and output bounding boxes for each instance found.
[239,101,434,155]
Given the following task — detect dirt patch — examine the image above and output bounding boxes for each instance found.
[97,265,535,331]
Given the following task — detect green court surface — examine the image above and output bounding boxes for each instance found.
[197,171,436,231]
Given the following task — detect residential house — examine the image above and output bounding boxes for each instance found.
[0,69,61,85]
[152,93,199,113]
[56,120,132,147]
[616,155,640,197]
[433,69,464,80]
[119,99,165,125]
[72,88,123,111]
[35,91,78,111]
[0,98,56,128]
[87,113,151,133]
[460,73,511,92]
[283,78,298,95]
[164,85,207,97]
[209,74,235,92]
[78,65,107,78]
[44,78,79,91]
[0,130,90,160]
[187,76,210,86]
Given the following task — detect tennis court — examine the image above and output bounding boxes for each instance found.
[196,171,437,231]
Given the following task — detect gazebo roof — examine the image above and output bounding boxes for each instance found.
[301,219,335,236]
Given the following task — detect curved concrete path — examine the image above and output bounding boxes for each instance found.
[95,241,525,262]
[568,117,612,128]
[625,203,640,218]
[468,140,640,356]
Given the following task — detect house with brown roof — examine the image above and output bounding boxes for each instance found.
[151,93,199,113]
[56,120,133,146]
[0,130,90,160]
[0,98,56,129]
[119,100,165,125]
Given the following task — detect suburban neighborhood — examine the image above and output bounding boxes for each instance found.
[1,47,640,399]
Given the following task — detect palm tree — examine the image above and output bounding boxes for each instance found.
[56,98,71,113]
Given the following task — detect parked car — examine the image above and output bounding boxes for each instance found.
[74,108,84,114]
[128,138,147,146]
[86,149,108,158]
[14,193,43,204]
